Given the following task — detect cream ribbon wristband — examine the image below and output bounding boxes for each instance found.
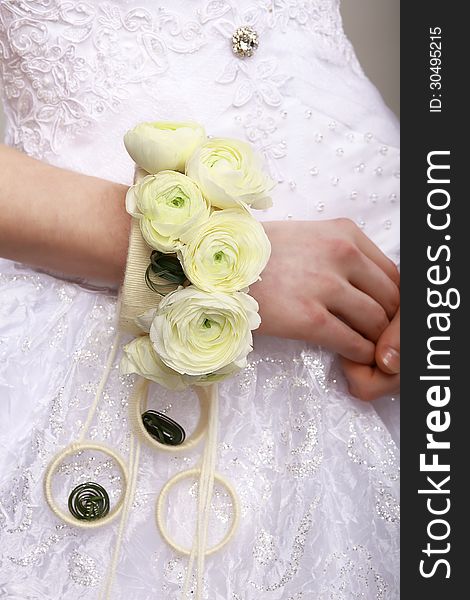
[43,120,275,599]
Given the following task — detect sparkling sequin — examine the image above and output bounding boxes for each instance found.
[50,386,66,436]
[253,529,277,566]
[314,133,323,143]
[321,545,389,599]
[244,430,275,468]
[250,497,320,591]
[331,176,340,186]
[364,132,373,142]
[1,469,33,533]
[350,190,358,200]
[336,148,344,156]
[300,351,329,391]
[374,167,383,176]
[347,412,399,482]
[68,550,102,586]
[316,201,325,212]
[232,26,259,58]
[9,525,77,566]
[309,166,319,176]
[375,486,400,523]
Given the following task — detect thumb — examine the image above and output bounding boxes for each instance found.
[376,307,400,374]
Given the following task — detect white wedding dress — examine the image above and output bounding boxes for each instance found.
[0,1,400,599]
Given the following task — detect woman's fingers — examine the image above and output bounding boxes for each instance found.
[330,285,389,343]
[376,307,400,374]
[348,253,400,320]
[305,308,376,364]
[350,223,400,287]
[341,358,400,401]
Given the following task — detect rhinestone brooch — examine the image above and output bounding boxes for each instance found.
[232,26,259,58]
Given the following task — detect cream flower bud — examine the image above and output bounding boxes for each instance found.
[186,138,274,209]
[126,171,211,253]
[150,286,260,377]
[120,335,186,390]
[179,209,271,292]
[124,121,206,174]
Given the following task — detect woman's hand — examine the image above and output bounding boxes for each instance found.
[341,307,400,401]
[0,146,400,369]
[250,219,400,364]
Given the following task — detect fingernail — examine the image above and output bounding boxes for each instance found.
[381,346,400,373]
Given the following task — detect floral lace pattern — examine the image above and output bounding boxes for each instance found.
[0,0,358,159]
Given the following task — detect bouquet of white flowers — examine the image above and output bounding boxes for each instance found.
[120,121,274,388]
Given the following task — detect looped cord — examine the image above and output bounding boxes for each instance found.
[43,323,143,598]
[99,431,141,600]
[129,377,210,452]
[182,384,219,600]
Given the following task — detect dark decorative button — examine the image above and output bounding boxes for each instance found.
[142,410,186,446]
[232,26,259,58]
[68,482,110,521]
[145,250,187,294]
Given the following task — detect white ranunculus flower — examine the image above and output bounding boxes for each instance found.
[185,137,275,209]
[179,209,271,292]
[120,335,187,390]
[150,286,261,376]
[126,171,211,253]
[124,121,206,174]
[183,363,241,387]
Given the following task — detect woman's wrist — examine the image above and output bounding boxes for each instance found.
[0,144,131,284]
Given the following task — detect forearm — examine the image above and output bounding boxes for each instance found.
[0,144,131,284]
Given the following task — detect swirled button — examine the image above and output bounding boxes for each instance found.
[142,410,186,446]
[232,26,259,58]
[68,482,110,521]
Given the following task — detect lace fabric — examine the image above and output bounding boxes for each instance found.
[0,0,364,161]
[0,1,399,598]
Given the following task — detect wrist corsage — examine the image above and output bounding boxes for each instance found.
[43,120,275,600]
[120,121,273,388]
